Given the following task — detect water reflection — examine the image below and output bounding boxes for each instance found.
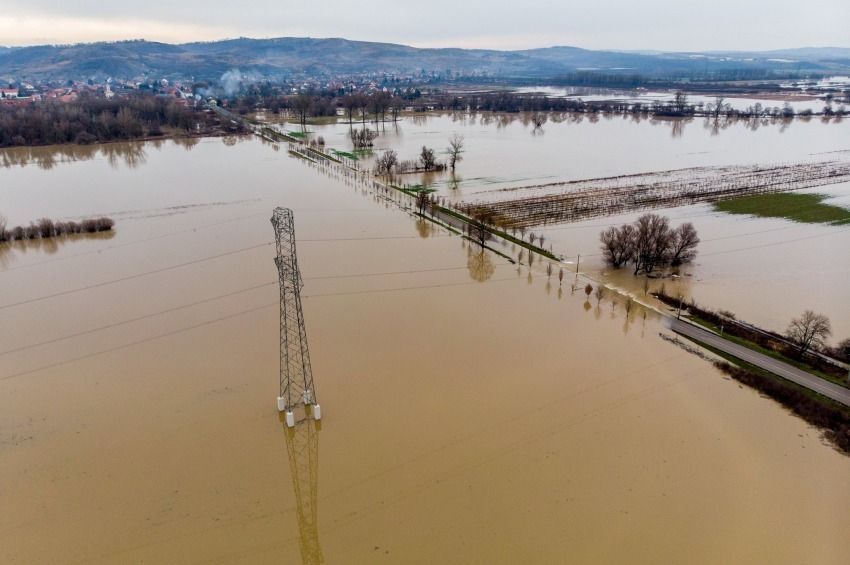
[0,142,151,169]
[0,136,247,170]
[415,217,434,239]
[0,230,115,270]
[102,142,147,168]
[282,413,323,565]
[467,247,495,282]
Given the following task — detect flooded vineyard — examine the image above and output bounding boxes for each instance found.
[461,159,850,227]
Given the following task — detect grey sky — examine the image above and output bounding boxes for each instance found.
[1,0,848,51]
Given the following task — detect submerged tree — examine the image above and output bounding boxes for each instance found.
[669,222,700,266]
[447,133,464,171]
[419,146,437,171]
[292,94,312,128]
[599,213,698,274]
[599,224,634,268]
[375,150,398,176]
[350,128,378,149]
[341,95,359,125]
[531,112,548,130]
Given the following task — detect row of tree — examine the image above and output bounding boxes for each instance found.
[238,89,846,126]
[0,214,114,242]
[600,213,700,274]
[0,94,234,147]
[375,135,464,176]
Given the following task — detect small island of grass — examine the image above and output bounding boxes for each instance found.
[713,192,850,224]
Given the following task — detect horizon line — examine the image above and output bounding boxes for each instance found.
[2,35,849,53]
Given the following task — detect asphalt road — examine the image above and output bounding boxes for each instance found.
[669,318,850,407]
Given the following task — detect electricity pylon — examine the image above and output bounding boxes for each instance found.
[271,207,321,427]
[284,414,323,565]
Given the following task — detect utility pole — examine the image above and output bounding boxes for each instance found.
[271,207,321,427]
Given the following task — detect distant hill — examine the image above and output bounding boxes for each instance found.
[1,37,849,83]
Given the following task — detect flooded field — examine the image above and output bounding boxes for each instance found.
[513,85,837,113]
[257,112,850,338]
[2,137,850,563]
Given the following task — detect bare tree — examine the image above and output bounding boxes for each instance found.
[531,112,547,129]
[292,94,312,128]
[356,93,369,126]
[390,97,404,122]
[584,283,593,298]
[712,97,727,119]
[673,91,688,114]
[632,213,672,275]
[341,95,358,125]
[350,128,378,149]
[599,224,634,268]
[786,311,831,356]
[447,133,464,171]
[415,190,433,215]
[419,146,437,171]
[470,222,491,248]
[669,222,700,266]
[375,150,398,176]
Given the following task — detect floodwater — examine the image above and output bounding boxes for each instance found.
[259,112,850,339]
[513,85,837,113]
[2,137,850,563]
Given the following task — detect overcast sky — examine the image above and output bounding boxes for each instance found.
[1,0,848,51]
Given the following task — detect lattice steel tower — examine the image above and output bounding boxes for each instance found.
[271,207,321,427]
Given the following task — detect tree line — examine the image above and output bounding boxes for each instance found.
[600,213,700,274]
[0,214,114,243]
[234,89,846,127]
[0,94,234,147]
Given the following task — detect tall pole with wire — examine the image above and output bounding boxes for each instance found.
[271,207,321,427]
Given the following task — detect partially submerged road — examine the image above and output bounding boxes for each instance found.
[669,318,850,407]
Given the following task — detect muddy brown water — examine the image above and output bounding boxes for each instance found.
[257,112,850,338]
[2,138,850,563]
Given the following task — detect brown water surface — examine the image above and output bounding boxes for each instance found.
[1,138,849,564]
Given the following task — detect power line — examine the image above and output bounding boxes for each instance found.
[0,264,482,356]
[0,212,267,273]
[0,233,461,310]
[0,276,516,382]
[0,242,273,311]
[0,281,277,357]
[0,217,445,275]
[700,225,850,257]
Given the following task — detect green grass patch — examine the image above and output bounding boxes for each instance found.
[330,149,358,160]
[286,130,307,139]
[713,193,850,224]
[405,184,437,194]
